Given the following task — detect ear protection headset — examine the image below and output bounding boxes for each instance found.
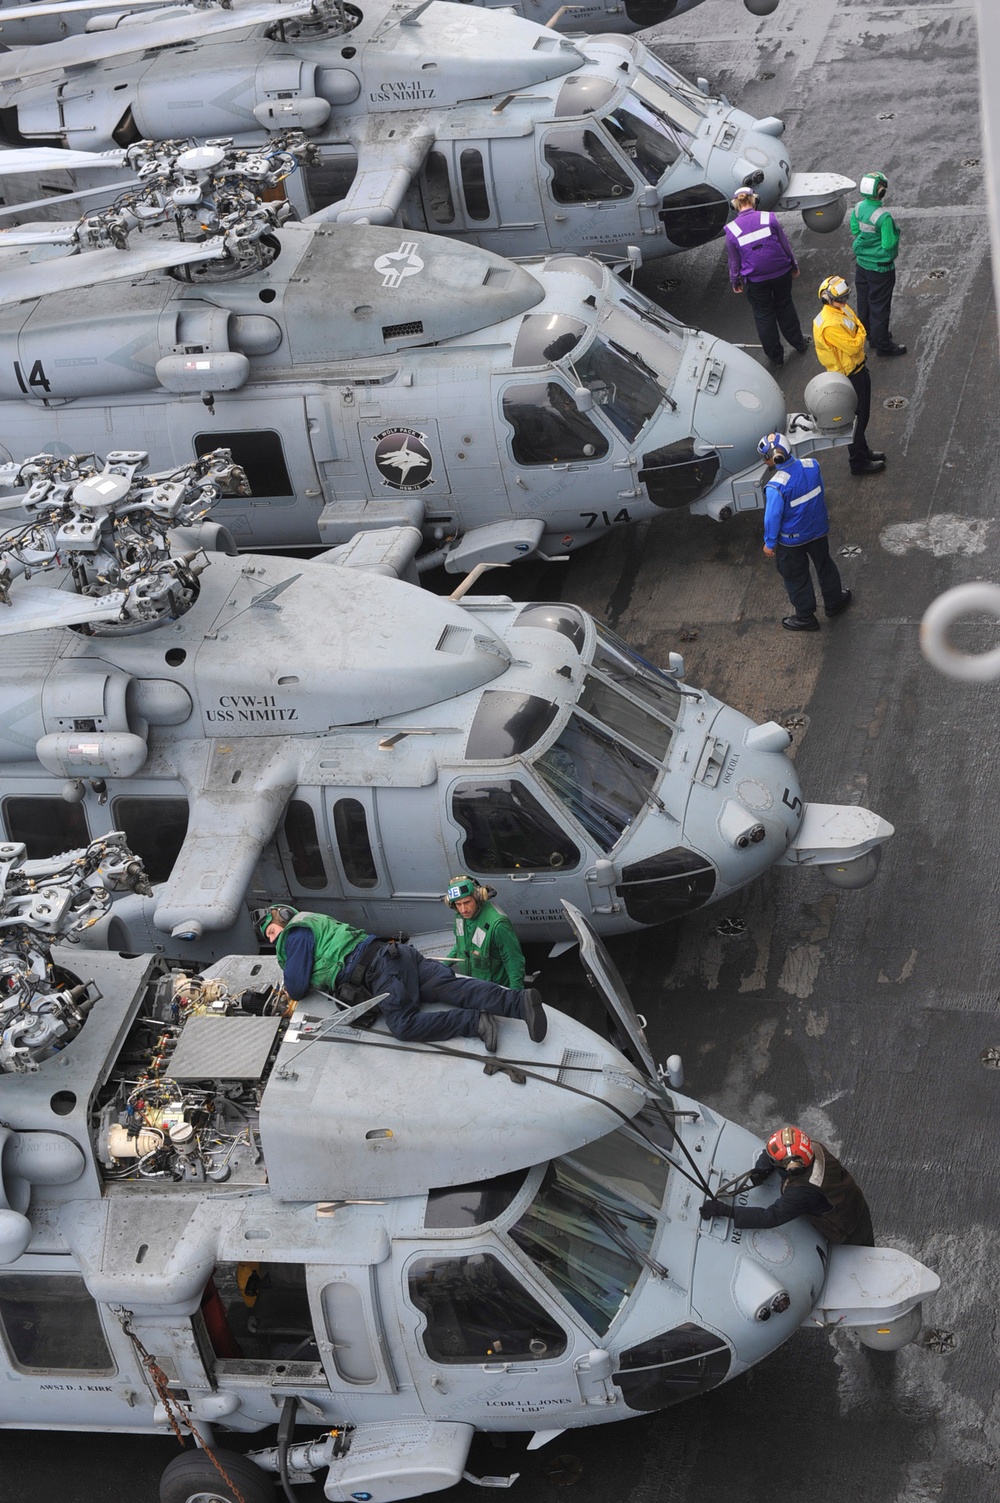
[445,876,491,909]
[255,904,298,941]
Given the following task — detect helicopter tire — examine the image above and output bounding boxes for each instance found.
[160,1449,276,1503]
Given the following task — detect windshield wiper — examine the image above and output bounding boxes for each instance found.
[584,1196,668,1279]
[607,336,658,382]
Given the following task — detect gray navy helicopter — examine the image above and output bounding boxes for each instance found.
[0,841,938,1503]
[0,0,782,47]
[0,0,852,263]
[0,445,891,961]
[0,137,855,569]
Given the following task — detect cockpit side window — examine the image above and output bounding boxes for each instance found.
[0,1274,114,1374]
[534,715,654,852]
[408,1253,567,1364]
[452,780,580,872]
[544,128,634,204]
[502,381,610,466]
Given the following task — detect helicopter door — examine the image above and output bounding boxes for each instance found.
[540,126,638,250]
[559,899,659,1080]
[414,145,498,239]
[203,1262,330,1398]
[189,397,324,551]
[311,1266,399,1396]
[401,1247,579,1417]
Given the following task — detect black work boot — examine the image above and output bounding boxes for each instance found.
[520,988,547,1043]
[826,589,853,618]
[477,1013,498,1053]
[782,614,820,632]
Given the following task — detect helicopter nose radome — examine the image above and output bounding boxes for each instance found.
[691,342,785,477]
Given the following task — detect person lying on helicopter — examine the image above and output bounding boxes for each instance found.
[699,1124,874,1246]
[259,906,545,1053]
[444,875,526,989]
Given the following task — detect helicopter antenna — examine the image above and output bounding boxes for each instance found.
[0,834,151,1072]
[0,448,249,636]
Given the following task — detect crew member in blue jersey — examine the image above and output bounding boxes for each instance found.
[759,432,852,632]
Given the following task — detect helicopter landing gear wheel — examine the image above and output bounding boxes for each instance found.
[160,1449,276,1503]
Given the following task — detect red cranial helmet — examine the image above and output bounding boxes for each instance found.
[765,1125,814,1170]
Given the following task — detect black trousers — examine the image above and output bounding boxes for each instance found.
[365,943,525,1043]
[847,365,873,468]
[775,534,844,618]
[855,265,896,352]
[744,271,805,361]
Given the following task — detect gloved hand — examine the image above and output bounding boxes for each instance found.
[746,1169,769,1187]
[700,1198,733,1220]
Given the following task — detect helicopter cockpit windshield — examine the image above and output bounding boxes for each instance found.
[603,99,682,181]
[531,625,680,850]
[632,55,710,138]
[571,336,663,442]
[507,1129,668,1336]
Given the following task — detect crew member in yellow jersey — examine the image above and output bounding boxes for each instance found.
[812,275,885,477]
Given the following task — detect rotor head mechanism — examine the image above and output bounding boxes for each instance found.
[0,448,248,636]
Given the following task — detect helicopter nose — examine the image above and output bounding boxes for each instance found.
[690,343,786,477]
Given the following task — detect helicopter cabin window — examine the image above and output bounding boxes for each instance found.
[502,382,610,466]
[424,1170,529,1229]
[424,151,455,225]
[303,149,359,214]
[333,798,378,888]
[594,625,682,726]
[204,1262,319,1365]
[408,1253,567,1364]
[508,1156,657,1337]
[533,715,655,852]
[617,847,717,925]
[320,1283,378,1384]
[577,673,672,762]
[459,149,491,221]
[452,780,580,873]
[111,797,188,885]
[283,799,328,890]
[2,796,89,858]
[0,1273,114,1374]
[603,102,681,182]
[613,1324,731,1411]
[511,314,587,370]
[194,431,293,497]
[466,692,559,760]
[544,128,633,204]
[572,337,662,444]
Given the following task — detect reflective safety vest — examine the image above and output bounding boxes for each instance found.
[275,912,368,992]
[724,209,795,283]
[763,455,829,550]
[850,197,900,272]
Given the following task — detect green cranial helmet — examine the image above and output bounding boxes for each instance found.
[256,904,298,941]
[445,875,480,908]
[859,171,888,200]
